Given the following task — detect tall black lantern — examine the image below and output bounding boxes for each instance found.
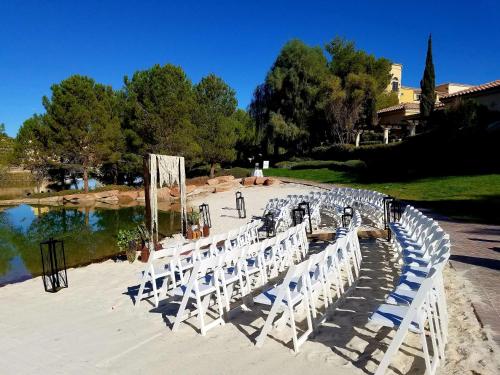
[235,191,246,219]
[264,212,276,237]
[40,238,68,293]
[199,203,211,228]
[342,206,353,228]
[383,196,394,230]
[292,207,306,227]
[298,201,312,234]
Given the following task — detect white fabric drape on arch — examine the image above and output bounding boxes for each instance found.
[149,154,186,242]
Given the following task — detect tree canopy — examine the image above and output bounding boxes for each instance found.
[43,75,123,192]
[250,37,395,152]
[250,39,329,156]
[123,64,200,166]
[193,74,239,177]
[420,34,436,119]
[14,115,52,190]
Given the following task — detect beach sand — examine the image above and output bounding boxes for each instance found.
[0,183,498,374]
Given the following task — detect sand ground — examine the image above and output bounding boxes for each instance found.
[0,184,498,374]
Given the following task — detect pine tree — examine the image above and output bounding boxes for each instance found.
[420,34,436,120]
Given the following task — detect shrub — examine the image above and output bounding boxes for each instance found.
[216,167,251,178]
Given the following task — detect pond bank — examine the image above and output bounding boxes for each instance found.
[0,175,282,209]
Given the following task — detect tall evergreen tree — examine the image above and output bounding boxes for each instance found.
[420,34,436,120]
[43,75,123,192]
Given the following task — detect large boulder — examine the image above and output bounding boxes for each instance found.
[242,177,256,186]
[186,184,196,194]
[97,196,119,204]
[170,187,180,197]
[206,178,219,186]
[217,175,235,183]
[118,190,139,200]
[63,193,94,202]
[157,187,171,202]
[214,182,234,193]
[254,177,266,185]
[38,196,64,204]
[264,178,281,186]
[93,190,119,199]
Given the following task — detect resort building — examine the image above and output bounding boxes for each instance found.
[439,79,500,111]
[377,63,497,143]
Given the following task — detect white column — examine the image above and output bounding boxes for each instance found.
[383,127,390,144]
[409,124,416,136]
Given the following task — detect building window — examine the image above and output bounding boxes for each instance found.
[414,93,421,101]
[391,78,399,92]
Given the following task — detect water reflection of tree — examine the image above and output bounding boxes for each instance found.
[0,221,21,275]
[1,205,181,282]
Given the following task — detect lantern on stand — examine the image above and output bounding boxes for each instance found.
[39,238,68,293]
[235,191,246,219]
[299,201,313,234]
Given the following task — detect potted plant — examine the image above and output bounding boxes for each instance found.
[136,223,155,262]
[186,210,200,240]
[117,228,140,263]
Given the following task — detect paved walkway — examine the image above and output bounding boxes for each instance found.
[425,214,500,344]
[278,177,500,344]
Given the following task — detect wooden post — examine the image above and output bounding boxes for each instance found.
[143,155,152,236]
[178,158,186,236]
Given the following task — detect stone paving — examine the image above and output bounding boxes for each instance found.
[277,177,500,344]
[424,213,500,344]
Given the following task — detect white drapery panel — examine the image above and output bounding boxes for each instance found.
[149,154,186,241]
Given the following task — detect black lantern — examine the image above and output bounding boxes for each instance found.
[40,238,68,293]
[342,206,353,228]
[199,203,211,228]
[264,212,276,237]
[235,191,246,219]
[299,201,313,234]
[292,207,306,227]
[383,196,394,230]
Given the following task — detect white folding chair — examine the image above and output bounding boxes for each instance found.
[254,259,313,352]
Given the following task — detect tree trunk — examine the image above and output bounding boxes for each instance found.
[209,162,216,179]
[83,167,89,193]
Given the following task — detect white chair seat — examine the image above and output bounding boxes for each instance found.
[174,275,217,297]
[386,287,418,305]
[370,304,421,333]
[397,274,425,290]
[254,285,303,306]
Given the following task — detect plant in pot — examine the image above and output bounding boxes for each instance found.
[116,228,140,263]
[186,210,200,240]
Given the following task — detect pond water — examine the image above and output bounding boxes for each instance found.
[0,204,180,286]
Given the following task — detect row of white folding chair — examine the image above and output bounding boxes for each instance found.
[135,220,262,307]
[171,222,310,335]
[371,206,451,374]
[254,226,361,352]
[330,188,387,222]
[370,264,447,375]
[370,241,451,375]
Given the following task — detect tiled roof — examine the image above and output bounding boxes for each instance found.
[440,80,500,100]
[377,102,420,114]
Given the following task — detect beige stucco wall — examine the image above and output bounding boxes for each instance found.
[378,108,420,125]
[400,87,419,103]
[473,92,500,111]
[386,64,402,94]
[436,83,472,95]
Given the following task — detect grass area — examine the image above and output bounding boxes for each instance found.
[266,168,500,224]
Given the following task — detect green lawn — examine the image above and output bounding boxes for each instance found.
[266,168,500,224]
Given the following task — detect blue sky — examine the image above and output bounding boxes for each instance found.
[1,0,499,137]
